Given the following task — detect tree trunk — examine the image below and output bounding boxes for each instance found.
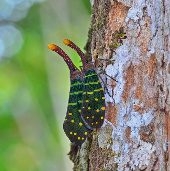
[70,0,170,170]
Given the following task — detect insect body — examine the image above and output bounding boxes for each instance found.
[63,39,106,129]
[64,75,91,145]
[48,44,91,145]
[48,39,106,145]
[81,68,106,128]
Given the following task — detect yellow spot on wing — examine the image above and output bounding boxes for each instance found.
[68,113,72,116]
[101,116,104,119]
[78,110,81,112]
[70,132,73,135]
[70,91,83,95]
[85,100,89,102]
[101,107,106,110]
[94,88,103,92]
[71,120,74,123]
[84,81,99,85]
[68,102,77,106]
[78,100,82,103]
[79,122,83,126]
[71,82,82,87]
[102,97,105,100]
[84,132,88,135]
[85,73,96,78]
[88,107,91,110]
[95,98,98,101]
[96,109,100,112]
[78,137,81,140]
[82,137,85,140]
[87,92,93,95]
[74,132,77,135]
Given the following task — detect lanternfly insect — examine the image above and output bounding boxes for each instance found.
[63,39,106,129]
[48,39,105,145]
[48,43,91,145]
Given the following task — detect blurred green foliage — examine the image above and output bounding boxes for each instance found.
[0,0,90,170]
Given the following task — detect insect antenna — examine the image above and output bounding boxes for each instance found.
[48,43,78,73]
[63,39,106,129]
[63,39,87,69]
[48,42,92,146]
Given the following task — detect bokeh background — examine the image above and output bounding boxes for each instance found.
[0,0,91,170]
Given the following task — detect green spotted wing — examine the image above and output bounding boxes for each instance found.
[81,69,105,129]
[48,43,91,146]
[63,76,91,145]
[63,39,106,129]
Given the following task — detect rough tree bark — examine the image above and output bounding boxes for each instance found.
[70,0,170,170]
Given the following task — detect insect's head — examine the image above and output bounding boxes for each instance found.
[63,39,88,69]
[48,43,78,73]
[48,39,89,73]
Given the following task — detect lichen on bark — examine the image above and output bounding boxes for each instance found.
[71,0,170,170]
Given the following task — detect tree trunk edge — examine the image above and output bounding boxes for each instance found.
[71,0,170,170]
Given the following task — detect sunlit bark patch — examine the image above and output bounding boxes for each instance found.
[125,126,131,143]
[139,123,155,143]
[105,1,129,57]
[105,102,117,125]
[147,53,157,79]
[122,63,134,103]
[135,85,143,100]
